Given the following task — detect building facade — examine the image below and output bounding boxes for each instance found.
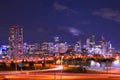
[8,26,23,59]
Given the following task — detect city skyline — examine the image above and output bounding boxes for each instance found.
[0,0,120,50]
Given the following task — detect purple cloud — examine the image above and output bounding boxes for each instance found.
[93,8,120,23]
[68,27,83,36]
[37,26,84,37]
[53,2,78,15]
[54,2,68,10]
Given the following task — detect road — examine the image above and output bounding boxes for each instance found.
[1,70,120,80]
[0,66,120,80]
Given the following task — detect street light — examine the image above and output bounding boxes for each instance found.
[54,56,56,80]
[60,56,64,80]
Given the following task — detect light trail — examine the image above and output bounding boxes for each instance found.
[0,65,63,75]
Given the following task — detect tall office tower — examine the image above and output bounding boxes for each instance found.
[89,35,95,46]
[100,35,108,56]
[74,41,82,53]
[86,35,95,48]
[107,41,115,56]
[86,35,95,54]
[8,26,23,59]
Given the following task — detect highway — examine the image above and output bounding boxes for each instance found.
[1,72,120,80]
[1,68,120,80]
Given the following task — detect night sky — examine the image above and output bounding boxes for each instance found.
[0,0,120,50]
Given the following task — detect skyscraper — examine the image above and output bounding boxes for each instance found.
[100,35,108,56]
[8,25,23,59]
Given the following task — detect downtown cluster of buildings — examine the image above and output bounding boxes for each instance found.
[0,26,117,59]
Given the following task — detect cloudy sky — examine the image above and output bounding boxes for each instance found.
[0,0,120,50]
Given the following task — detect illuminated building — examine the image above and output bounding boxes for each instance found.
[34,43,40,50]
[74,41,82,53]
[59,43,67,54]
[25,44,35,54]
[8,25,23,59]
[100,35,108,56]
[86,35,95,54]
[107,41,116,56]
[41,42,48,50]
[54,36,60,56]
[54,36,59,43]
[0,45,9,56]
[54,36,68,55]
[48,42,54,53]
[88,35,95,47]
[93,45,102,54]
[53,43,59,54]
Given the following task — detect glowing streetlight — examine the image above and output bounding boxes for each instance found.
[60,56,64,80]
